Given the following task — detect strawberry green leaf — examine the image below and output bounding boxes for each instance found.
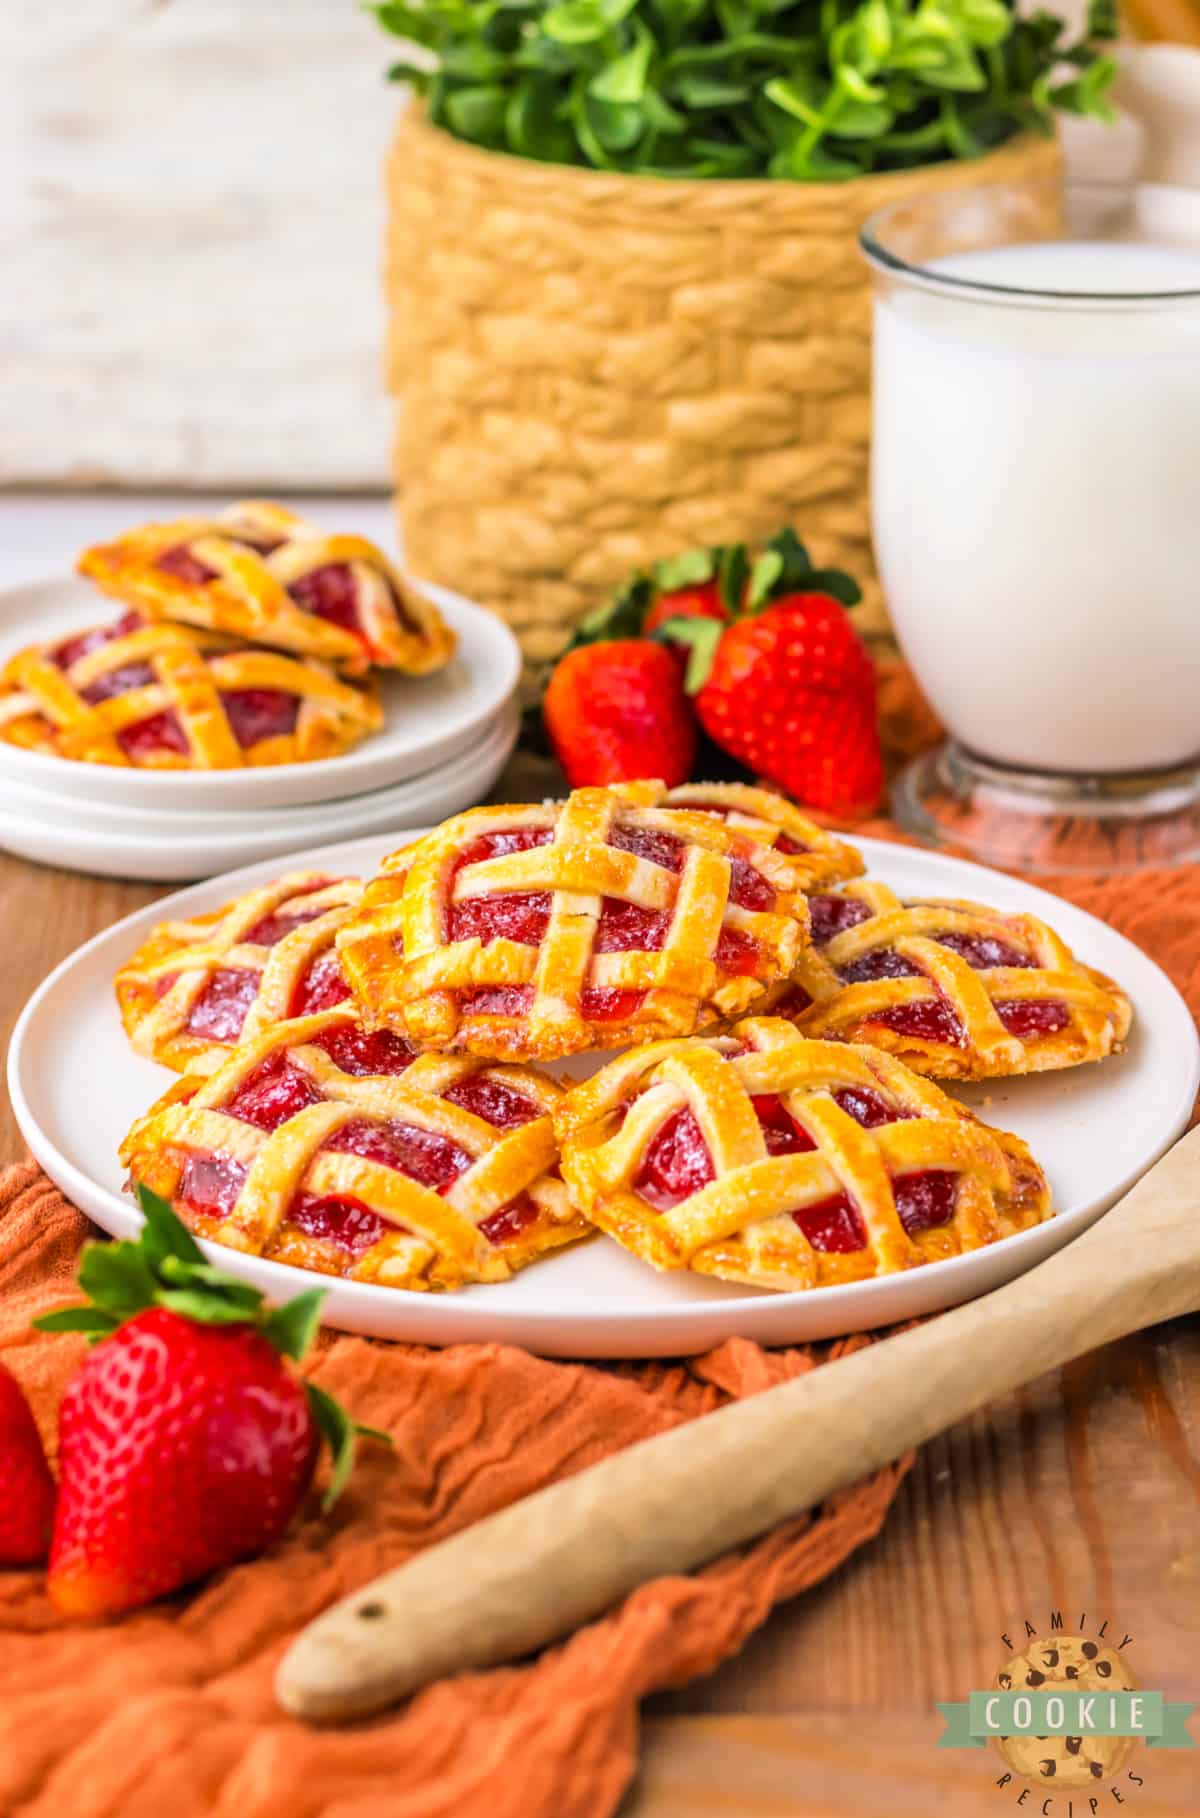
[715,543,750,615]
[305,1381,392,1511]
[136,1183,207,1269]
[566,575,653,651]
[653,615,725,693]
[77,1240,161,1320]
[263,1289,327,1364]
[155,1291,266,1325]
[653,547,716,593]
[745,529,863,610]
[805,567,862,606]
[747,548,784,609]
[158,1257,263,1301]
[33,1306,121,1341]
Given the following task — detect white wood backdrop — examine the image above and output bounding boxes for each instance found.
[2,0,400,489]
[0,0,1160,493]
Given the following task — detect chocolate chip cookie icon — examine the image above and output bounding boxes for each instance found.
[993,1636,1138,1788]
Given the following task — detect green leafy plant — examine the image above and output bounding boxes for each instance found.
[373,0,1115,179]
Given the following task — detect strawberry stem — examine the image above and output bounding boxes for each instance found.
[34,1185,389,1507]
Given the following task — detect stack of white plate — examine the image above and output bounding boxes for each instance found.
[0,575,523,880]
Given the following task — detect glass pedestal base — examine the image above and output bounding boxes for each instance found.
[891,743,1200,874]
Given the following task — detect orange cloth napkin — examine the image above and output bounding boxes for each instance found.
[3,667,1198,1818]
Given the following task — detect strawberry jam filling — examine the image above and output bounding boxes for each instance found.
[995,999,1070,1037]
[460,985,533,1018]
[242,887,338,947]
[157,545,218,586]
[80,662,155,704]
[871,1001,966,1047]
[936,930,1027,969]
[477,1195,539,1247]
[184,968,262,1042]
[288,1195,388,1258]
[580,986,648,1022]
[308,1021,415,1075]
[220,688,299,748]
[809,894,873,945]
[289,950,351,1017]
[117,711,190,761]
[226,1053,323,1131]
[178,1153,248,1222]
[288,564,419,639]
[442,1073,540,1128]
[633,1086,953,1253]
[50,611,144,670]
[325,1118,470,1189]
[452,892,551,946]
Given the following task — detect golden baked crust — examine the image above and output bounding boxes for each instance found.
[663,782,864,892]
[120,1006,589,1292]
[78,499,456,677]
[336,780,814,1063]
[116,873,363,1075]
[0,612,381,769]
[556,1017,1050,1291]
[766,880,1132,1079]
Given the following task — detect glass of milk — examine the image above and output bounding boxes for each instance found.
[862,182,1200,872]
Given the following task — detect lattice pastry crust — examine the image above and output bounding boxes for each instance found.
[336,780,814,1062]
[79,499,456,676]
[766,881,1132,1079]
[0,612,381,769]
[662,783,864,893]
[120,1007,588,1292]
[117,873,362,1075]
[556,1017,1050,1291]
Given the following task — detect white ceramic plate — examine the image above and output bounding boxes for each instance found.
[9,836,1197,1358]
[0,708,518,880]
[0,575,520,810]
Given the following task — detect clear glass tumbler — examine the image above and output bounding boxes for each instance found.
[861,181,1200,872]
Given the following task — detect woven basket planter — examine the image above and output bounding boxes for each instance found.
[385,110,1061,669]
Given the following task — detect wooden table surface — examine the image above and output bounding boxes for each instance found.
[3,831,1197,1817]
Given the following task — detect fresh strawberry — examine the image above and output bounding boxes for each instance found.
[0,1361,56,1566]
[35,1187,387,1619]
[690,593,883,818]
[544,639,696,788]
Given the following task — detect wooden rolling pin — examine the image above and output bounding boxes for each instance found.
[277,1124,1200,1721]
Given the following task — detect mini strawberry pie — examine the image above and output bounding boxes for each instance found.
[336,780,814,1063]
[555,1017,1050,1291]
[78,499,456,677]
[767,881,1132,1079]
[117,873,363,1075]
[0,612,381,769]
[120,1006,589,1291]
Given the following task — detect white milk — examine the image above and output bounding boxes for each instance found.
[872,241,1200,774]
